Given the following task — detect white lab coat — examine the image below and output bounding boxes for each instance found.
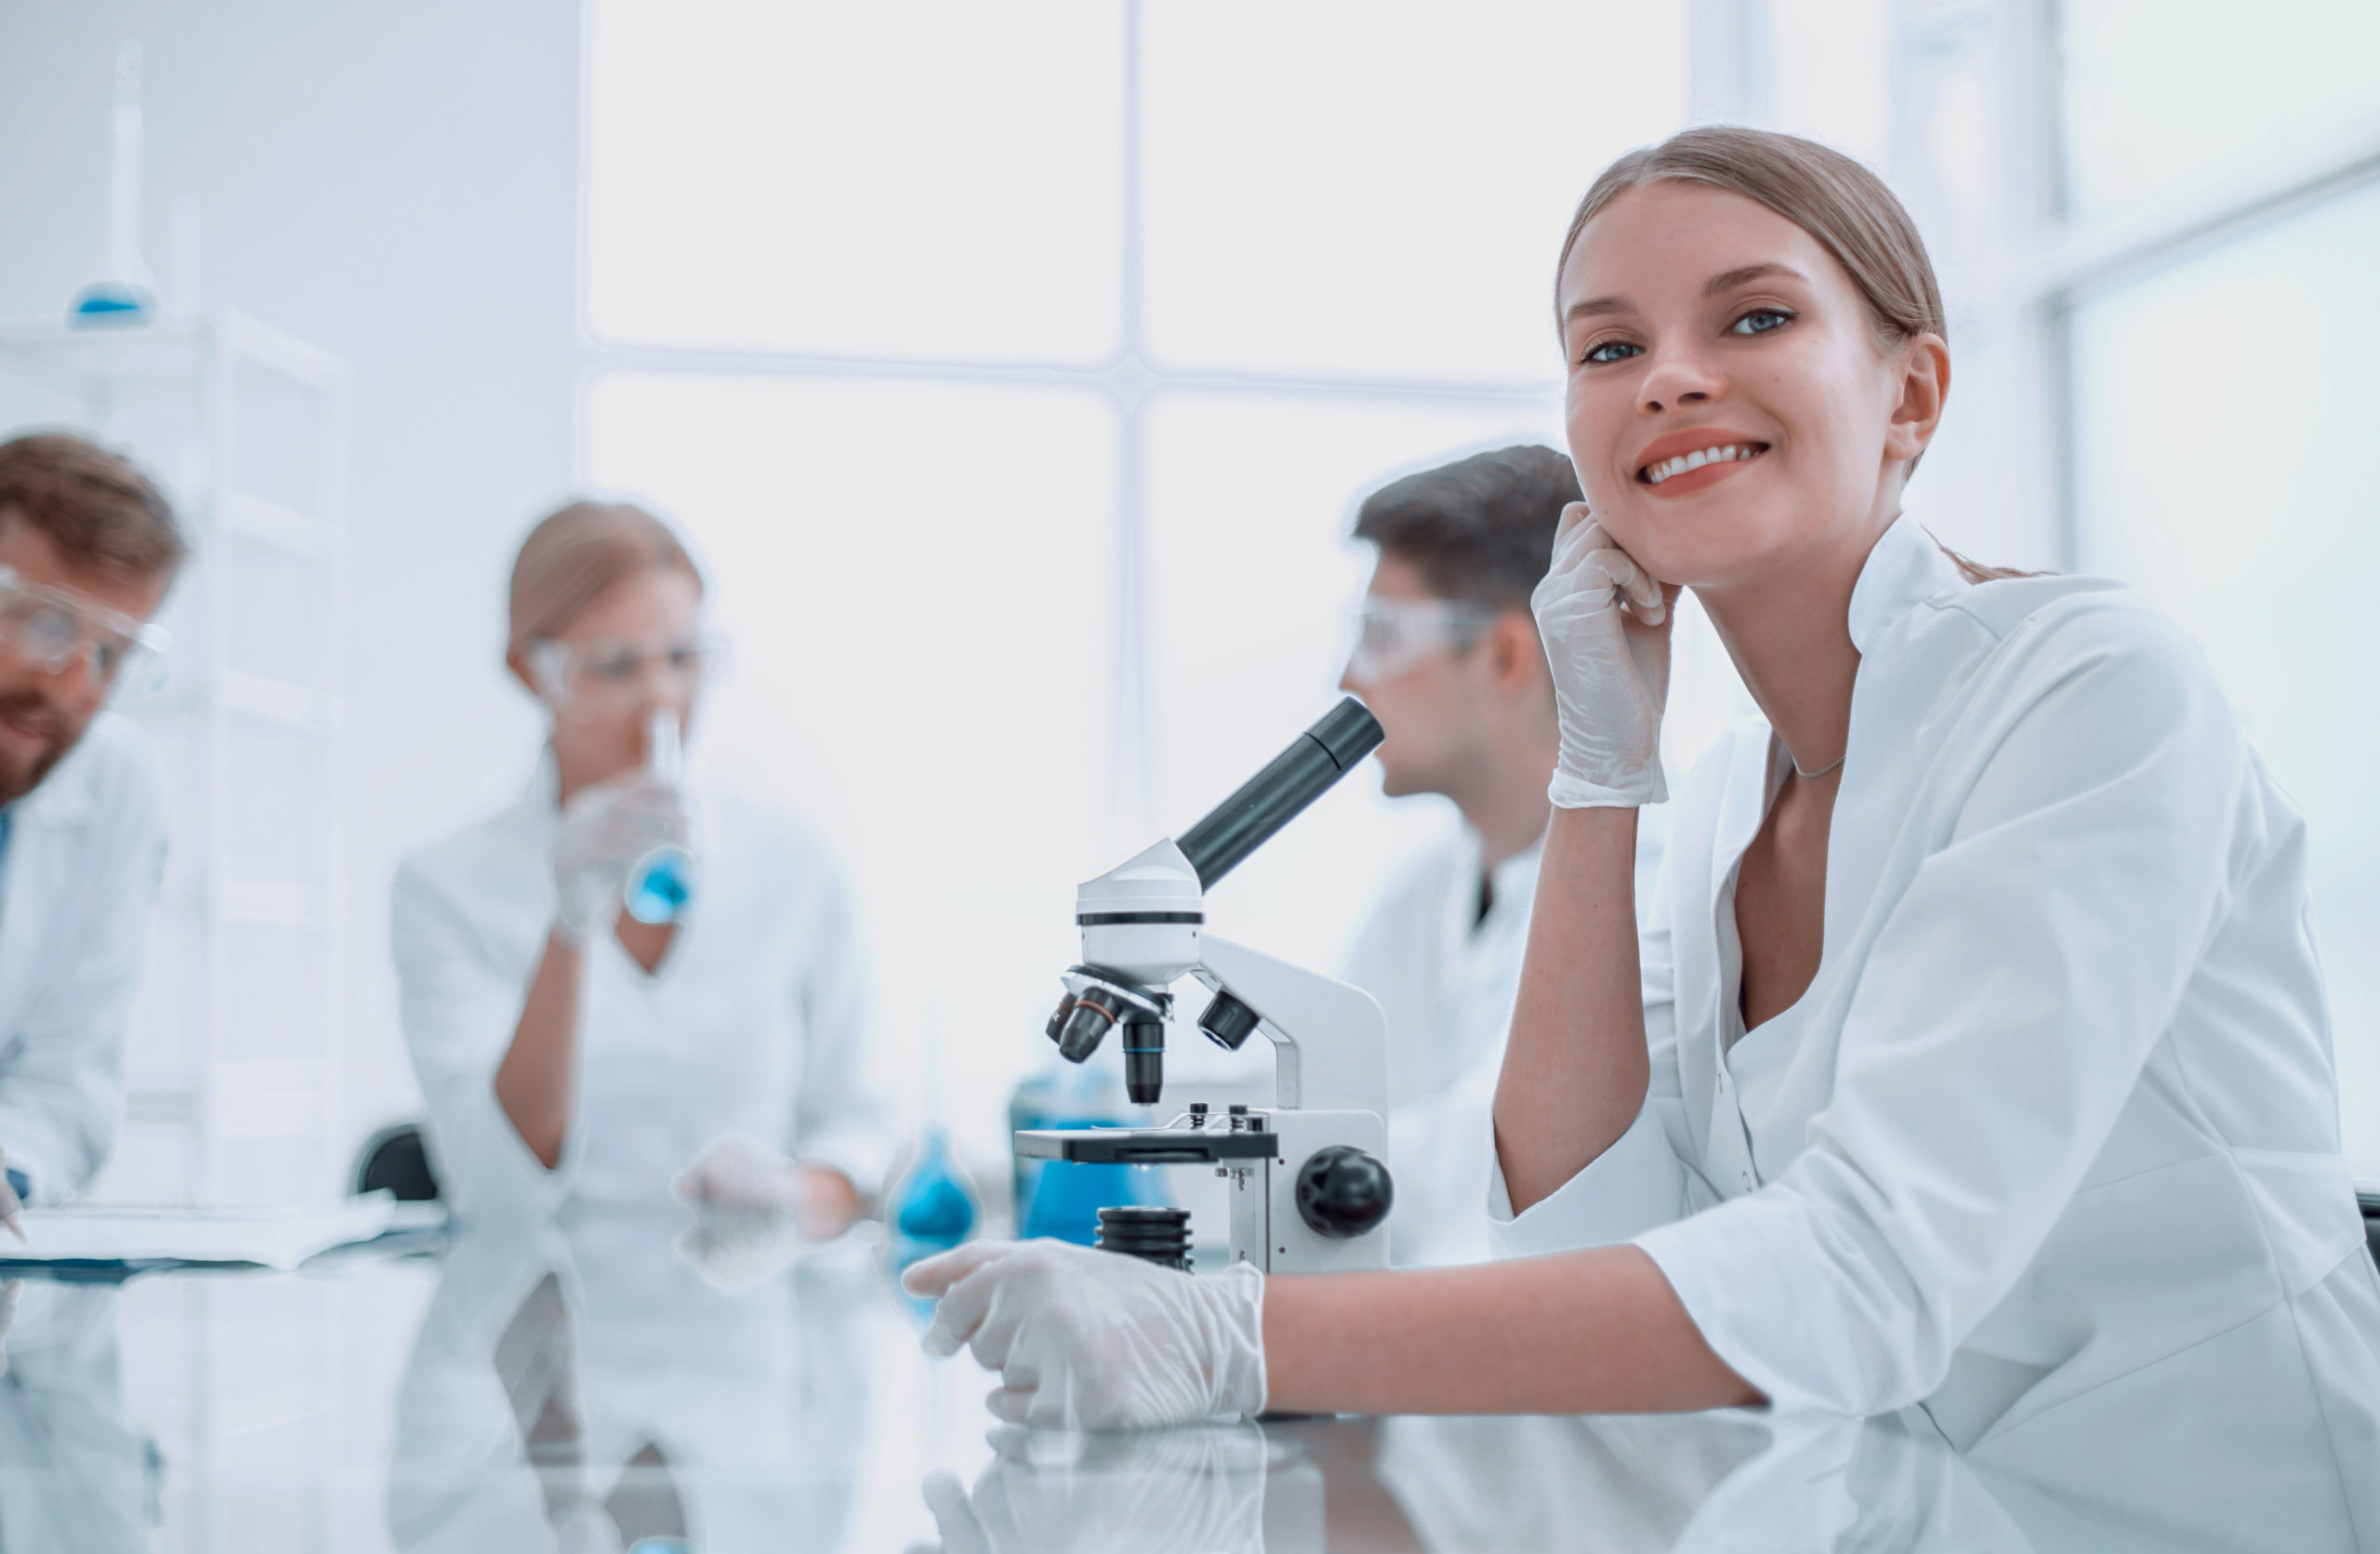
[0,715,165,1204]
[1492,516,2380,1521]
[1342,828,1540,1268]
[391,761,895,1223]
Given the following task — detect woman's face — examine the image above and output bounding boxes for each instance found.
[525,565,706,787]
[1556,180,1945,591]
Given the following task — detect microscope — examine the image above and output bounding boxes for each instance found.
[1016,699,1396,1275]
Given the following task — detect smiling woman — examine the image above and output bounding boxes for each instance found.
[901,128,2380,1525]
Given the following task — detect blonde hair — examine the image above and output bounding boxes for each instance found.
[507,499,701,654]
[1556,126,2030,584]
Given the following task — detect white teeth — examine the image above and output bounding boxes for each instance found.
[1643,444,1759,485]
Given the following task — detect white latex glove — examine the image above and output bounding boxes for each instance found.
[1531,503,1675,808]
[906,1425,1273,1554]
[902,1239,1266,1429]
[0,1141,24,1243]
[551,773,686,943]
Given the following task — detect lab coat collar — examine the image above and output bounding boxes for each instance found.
[1845,514,1968,657]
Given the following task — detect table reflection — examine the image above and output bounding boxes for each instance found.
[390,1210,874,1552]
[0,1279,152,1550]
[917,1380,2374,1553]
[2,1229,2371,1551]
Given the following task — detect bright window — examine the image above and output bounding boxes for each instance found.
[2057,0,2380,225]
[2069,180,2380,1172]
[582,0,1694,1153]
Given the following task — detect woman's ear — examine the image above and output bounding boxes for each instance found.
[1884,331,1951,464]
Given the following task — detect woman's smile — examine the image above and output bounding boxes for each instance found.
[1632,430,1772,496]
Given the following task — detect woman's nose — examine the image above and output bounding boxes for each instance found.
[1638,341,1725,415]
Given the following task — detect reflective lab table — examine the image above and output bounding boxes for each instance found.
[0,1209,2361,1553]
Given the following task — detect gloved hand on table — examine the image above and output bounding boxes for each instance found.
[0,1139,25,1243]
[550,773,687,943]
[1530,503,1676,809]
[901,1239,1266,1430]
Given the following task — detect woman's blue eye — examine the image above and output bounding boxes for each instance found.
[1580,339,1641,365]
[1730,308,1794,337]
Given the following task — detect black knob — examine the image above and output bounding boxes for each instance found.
[1294,1146,1394,1240]
[1198,991,1262,1051]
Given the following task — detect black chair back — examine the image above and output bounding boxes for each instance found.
[353,1122,442,1202]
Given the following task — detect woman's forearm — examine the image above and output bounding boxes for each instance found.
[493,929,583,1168]
[1261,1247,1761,1415]
[1493,805,1649,1212]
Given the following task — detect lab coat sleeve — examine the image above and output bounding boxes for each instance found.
[0,763,165,1203]
[390,858,573,1223]
[1634,604,2245,1415]
[1487,854,1711,1256]
[785,854,896,1199]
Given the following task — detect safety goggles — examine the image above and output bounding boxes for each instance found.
[1343,596,1505,683]
[0,565,167,701]
[529,630,727,713]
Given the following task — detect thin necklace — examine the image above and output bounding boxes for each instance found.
[1792,751,1845,780]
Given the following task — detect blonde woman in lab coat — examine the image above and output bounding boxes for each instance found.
[392,501,892,1227]
[906,126,2380,1533]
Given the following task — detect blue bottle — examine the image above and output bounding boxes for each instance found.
[887,1127,978,1277]
[1008,1057,1164,1247]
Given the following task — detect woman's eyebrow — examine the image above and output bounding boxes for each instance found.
[1704,261,1808,296]
[1563,294,1635,324]
[1564,261,1812,325]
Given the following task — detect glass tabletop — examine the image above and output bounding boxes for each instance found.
[0,1212,2360,1552]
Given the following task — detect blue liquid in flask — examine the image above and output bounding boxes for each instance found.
[626,709,694,925]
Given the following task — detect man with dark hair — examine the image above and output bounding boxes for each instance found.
[1339,444,1572,1267]
[0,432,181,1241]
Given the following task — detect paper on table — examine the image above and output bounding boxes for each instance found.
[2,1193,396,1269]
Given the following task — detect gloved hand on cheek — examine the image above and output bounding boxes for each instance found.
[901,1239,1266,1430]
[1530,502,1675,809]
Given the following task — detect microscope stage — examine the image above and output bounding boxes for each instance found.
[1012,1126,1281,1165]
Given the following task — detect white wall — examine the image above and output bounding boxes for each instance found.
[0,0,588,1176]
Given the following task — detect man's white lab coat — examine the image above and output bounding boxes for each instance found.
[391,761,895,1223]
[0,715,165,1204]
[1492,515,2380,1529]
[1342,828,1540,1268]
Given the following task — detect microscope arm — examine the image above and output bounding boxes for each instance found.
[1192,935,1387,1117]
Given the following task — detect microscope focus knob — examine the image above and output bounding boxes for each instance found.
[1294,1146,1394,1240]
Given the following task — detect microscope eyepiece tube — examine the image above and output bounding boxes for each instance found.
[1175,697,1385,888]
